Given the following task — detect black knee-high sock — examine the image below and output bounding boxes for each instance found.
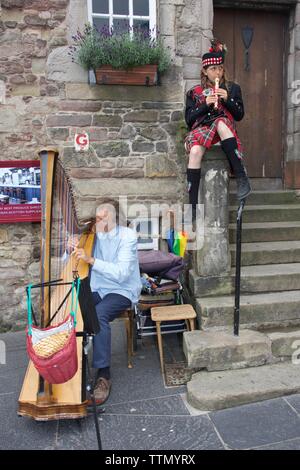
[221,137,246,177]
[187,168,201,210]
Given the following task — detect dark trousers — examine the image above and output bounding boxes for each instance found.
[92,292,131,369]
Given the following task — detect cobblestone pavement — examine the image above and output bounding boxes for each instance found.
[0,325,299,451]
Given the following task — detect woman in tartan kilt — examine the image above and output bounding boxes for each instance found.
[185,40,251,221]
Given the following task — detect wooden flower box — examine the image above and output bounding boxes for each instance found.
[95,64,158,86]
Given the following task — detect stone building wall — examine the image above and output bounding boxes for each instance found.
[2,0,298,330]
[286,0,300,188]
[0,0,213,330]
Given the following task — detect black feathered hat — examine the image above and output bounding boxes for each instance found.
[202,39,227,68]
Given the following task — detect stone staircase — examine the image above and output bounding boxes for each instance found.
[184,190,300,411]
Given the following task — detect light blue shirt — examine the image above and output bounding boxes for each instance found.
[90,225,142,304]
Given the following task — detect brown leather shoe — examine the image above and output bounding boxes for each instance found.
[89,377,111,406]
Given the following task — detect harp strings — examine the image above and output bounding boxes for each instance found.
[49,161,78,325]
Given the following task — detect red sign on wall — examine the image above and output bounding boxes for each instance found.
[0,160,41,224]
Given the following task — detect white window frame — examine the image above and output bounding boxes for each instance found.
[129,217,159,251]
[87,0,157,37]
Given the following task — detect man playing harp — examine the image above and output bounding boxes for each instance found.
[18,151,141,420]
[74,198,141,405]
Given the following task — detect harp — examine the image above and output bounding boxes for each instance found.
[18,149,95,421]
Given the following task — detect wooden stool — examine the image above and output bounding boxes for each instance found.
[151,304,197,375]
[118,308,134,369]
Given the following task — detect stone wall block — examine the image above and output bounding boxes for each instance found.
[10,75,26,85]
[0,106,18,132]
[93,141,130,158]
[295,107,300,133]
[1,9,24,23]
[66,0,88,43]
[47,127,69,141]
[100,159,116,169]
[171,110,183,121]
[59,100,102,113]
[132,140,155,153]
[46,114,92,127]
[178,0,203,29]
[294,51,300,80]
[0,229,9,244]
[24,15,47,27]
[183,57,201,80]
[120,124,137,139]
[124,110,159,122]
[288,54,295,88]
[88,128,108,142]
[46,46,87,83]
[296,2,300,24]
[146,154,177,177]
[61,146,100,168]
[287,108,295,134]
[156,142,169,153]
[119,157,145,169]
[160,4,175,36]
[139,126,168,141]
[93,114,123,128]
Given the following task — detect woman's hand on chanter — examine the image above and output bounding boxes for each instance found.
[215,88,228,101]
[206,95,218,106]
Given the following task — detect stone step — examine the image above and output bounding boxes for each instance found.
[265,327,300,359]
[229,190,300,206]
[196,290,300,329]
[187,362,300,411]
[238,263,300,293]
[183,329,272,371]
[229,178,282,191]
[189,264,300,298]
[230,241,300,266]
[229,221,300,243]
[229,204,300,223]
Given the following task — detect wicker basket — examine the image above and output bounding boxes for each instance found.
[26,279,80,384]
[33,331,71,358]
[27,316,78,384]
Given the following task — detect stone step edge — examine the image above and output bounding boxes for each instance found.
[230,241,300,251]
[186,362,300,411]
[196,290,300,307]
[229,221,300,229]
[183,328,300,371]
[191,264,300,280]
[229,204,300,211]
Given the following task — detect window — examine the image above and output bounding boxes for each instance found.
[87,0,157,36]
[129,217,159,250]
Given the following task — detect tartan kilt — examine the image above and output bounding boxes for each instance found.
[185,116,244,159]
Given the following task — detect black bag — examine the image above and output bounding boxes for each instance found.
[138,250,184,281]
[77,277,100,335]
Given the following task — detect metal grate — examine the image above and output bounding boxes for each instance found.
[164,362,198,387]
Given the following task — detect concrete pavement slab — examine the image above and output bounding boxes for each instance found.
[84,414,225,450]
[210,397,300,449]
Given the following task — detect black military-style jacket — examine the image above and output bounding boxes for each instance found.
[185,82,244,131]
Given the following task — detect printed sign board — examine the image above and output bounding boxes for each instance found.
[0,160,41,223]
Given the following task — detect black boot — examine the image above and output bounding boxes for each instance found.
[186,168,201,222]
[221,137,251,201]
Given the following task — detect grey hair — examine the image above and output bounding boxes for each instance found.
[95,197,126,226]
